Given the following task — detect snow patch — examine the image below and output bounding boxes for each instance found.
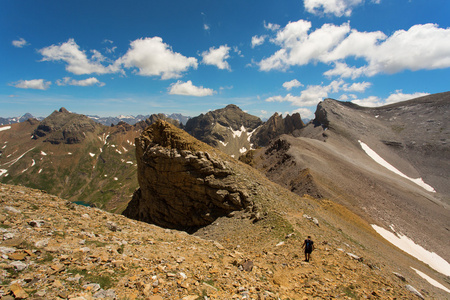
[0,169,7,176]
[411,267,450,294]
[247,126,260,142]
[239,147,247,154]
[219,141,228,147]
[89,153,95,157]
[31,159,35,167]
[359,140,435,192]
[4,148,35,167]
[0,126,11,132]
[230,125,246,138]
[68,152,72,155]
[122,146,128,152]
[116,149,122,154]
[114,177,118,181]
[126,161,133,164]
[41,151,47,156]
[371,224,450,277]
[38,169,42,174]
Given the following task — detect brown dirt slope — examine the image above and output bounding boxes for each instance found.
[2,183,448,299]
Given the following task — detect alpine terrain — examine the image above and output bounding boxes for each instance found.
[0,92,448,299]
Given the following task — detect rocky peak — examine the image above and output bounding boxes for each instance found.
[123,120,260,232]
[134,113,181,131]
[183,105,263,157]
[32,108,100,144]
[251,112,305,147]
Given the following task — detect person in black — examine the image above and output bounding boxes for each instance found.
[302,236,314,262]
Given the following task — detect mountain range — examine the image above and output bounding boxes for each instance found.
[0,91,449,298]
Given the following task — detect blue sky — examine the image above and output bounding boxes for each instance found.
[1,0,450,119]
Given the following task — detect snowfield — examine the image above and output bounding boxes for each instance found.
[359,140,435,192]
[411,267,450,294]
[371,224,450,277]
[0,126,11,132]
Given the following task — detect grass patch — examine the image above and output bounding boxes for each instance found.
[67,268,115,290]
[341,285,358,299]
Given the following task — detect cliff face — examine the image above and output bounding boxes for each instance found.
[252,112,305,146]
[123,120,258,232]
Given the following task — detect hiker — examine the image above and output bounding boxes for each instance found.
[302,236,314,262]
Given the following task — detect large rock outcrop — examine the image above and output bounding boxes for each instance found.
[123,120,259,232]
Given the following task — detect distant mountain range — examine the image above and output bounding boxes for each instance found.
[0,113,44,125]
[0,112,190,126]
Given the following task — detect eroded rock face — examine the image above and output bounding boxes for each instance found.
[123,120,253,232]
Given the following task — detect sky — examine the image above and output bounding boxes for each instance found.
[1,0,450,120]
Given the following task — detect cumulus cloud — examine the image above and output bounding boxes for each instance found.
[168,80,215,96]
[266,79,369,107]
[201,45,231,70]
[119,37,198,79]
[282,79,303,90]
[11,79,51,90]
[38,39,119,75]
[251,35,266,48]
[12,38,29,48]
[259,20,351,71]
[304,0,364,17]
[259,21,450,78]
[351,90,430,107]
[342,81,371,92]
[264,21,280,32]
[292,107,314,119]
[56,77,105,87]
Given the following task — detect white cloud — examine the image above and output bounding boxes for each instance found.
[11,79,51,90]
[351,96,382,107]
[56,77,105,87]
[351,90,430,107]
[342,81,371,92]
[12,38,28,48]
[266,79,370,107]
[292,107,314,119]
[168,80,215,96]
[259,21,450,78]
[282,79,303,90]
[251,35,266,48]
[204,24,210,31]
[39,39,120,75]
[259,20,350,70]
[324,62,369,79]
[304,0,363,17]
[118,37,198,79]
[201,45,231,70]
[384,90,429,105]
[264,21,280,32]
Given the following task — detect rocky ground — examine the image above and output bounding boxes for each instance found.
[0,183,440,299]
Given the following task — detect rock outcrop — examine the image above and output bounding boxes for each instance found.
[252,112,305,146]
[123,120,257,232]
[33,107,100,144]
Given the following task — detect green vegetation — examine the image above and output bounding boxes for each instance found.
[67,268,115,289]
[85,240,108,247]
[341,284,359,299]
